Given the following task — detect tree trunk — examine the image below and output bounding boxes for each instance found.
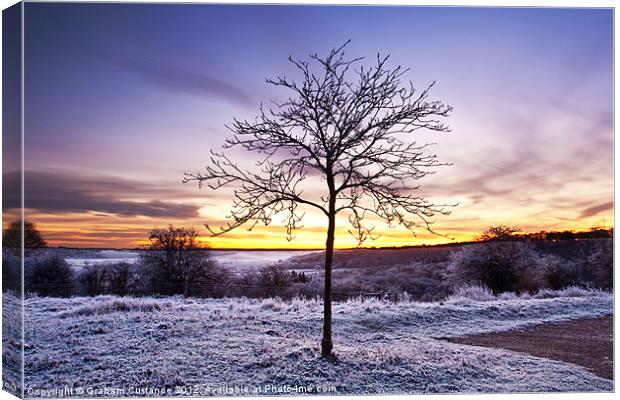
[321,209,336,358]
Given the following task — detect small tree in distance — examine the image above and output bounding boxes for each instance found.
[3,220,47,257]
[476,225,521,242]
[139,225,221,296]
[185,41,453,358]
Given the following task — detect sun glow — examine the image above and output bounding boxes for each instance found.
[6,6,611,250]
[13,205,613,249]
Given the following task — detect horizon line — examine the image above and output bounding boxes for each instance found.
[46,241,474,251]
[41,236,613,252]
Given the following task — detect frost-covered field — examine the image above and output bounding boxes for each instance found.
[13,290,613,397]
[210,250,316,272]
[63,249,315,271]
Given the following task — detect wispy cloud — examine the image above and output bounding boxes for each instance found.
[108,50,255,107]
[4,171,200,219]
[579,201,613,219]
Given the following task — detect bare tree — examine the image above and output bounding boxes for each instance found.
[3,220,47,257]
[185,41,453,358]
[476,225,521,242]
[139,225,216,296]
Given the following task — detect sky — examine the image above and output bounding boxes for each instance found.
[5,3,613,248]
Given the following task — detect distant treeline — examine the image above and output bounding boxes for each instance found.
[519,228,613,241]
[2,222,614,302]
[12,226,613,253]
[474,225,613,243]
[324,226,614,251]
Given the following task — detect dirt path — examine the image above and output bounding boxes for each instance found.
[446,316,613,380]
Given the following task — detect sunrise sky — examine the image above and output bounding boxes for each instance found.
[5,4,613,248]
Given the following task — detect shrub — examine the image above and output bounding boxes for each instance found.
[291,270,311,283]
[557,286,604,298]
[2,251,21,293]
[184,256,231,297]
[77,264,108,296]
[538,254,577,290]
[533,286,605,299]
[25,254,73,297]
[138,251,229,296]
[449,242,542,294]
[497,291,519,301]
[532,288,559,299]
[76,262,137,297]
[107,262,136,296]
[227,272,259,297]
[588,240,612,289]
[445,283,496,303]
[2,220,47,257]
[260,265,293,297]
[61,297,167,318]
[288,278,323,299]
[476,225,521,242]
[330,262,451,302]
[137,226,227,296]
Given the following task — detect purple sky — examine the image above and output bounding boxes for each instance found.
[13,4,613,248]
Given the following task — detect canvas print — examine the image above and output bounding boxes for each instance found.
[1,2,614,398]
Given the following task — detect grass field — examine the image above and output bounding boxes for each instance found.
[6,289,612,397]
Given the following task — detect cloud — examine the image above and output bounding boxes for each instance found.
[108,49,255,107]
[421,105,613,208]
[579,201,613,219]
[4,170,200,219]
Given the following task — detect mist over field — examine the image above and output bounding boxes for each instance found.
[61,249,316,271]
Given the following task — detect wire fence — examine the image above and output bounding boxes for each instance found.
[9,282,400,302]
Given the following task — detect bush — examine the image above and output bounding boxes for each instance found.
[449,242,542,294]
[2,220,47,257]
[2,251,21,293]
[184,256,231,297]
[137,226,229,296]
[445,283,496,303]
[289,279,323,299]
[538,254,577,290]
[588,240,612,289]
[107,262,136,296]
[330,262,451,302]
[260,265,293,297]
[61,297,167,318]
[557,286,605,298]
[25,254,73,297]
[138,251,230,296]
[532,288,558,299]
[291,270,311,283]
[476,225,521,242]
[534,286,605,299]
[497,291,519,300]
[76,262,137,297]
[77,264,108,296]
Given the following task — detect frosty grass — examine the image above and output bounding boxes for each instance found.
[4,289,613,396]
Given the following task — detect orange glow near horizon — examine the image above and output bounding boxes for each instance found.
[12,207,613,249]
[10,5,612,251]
